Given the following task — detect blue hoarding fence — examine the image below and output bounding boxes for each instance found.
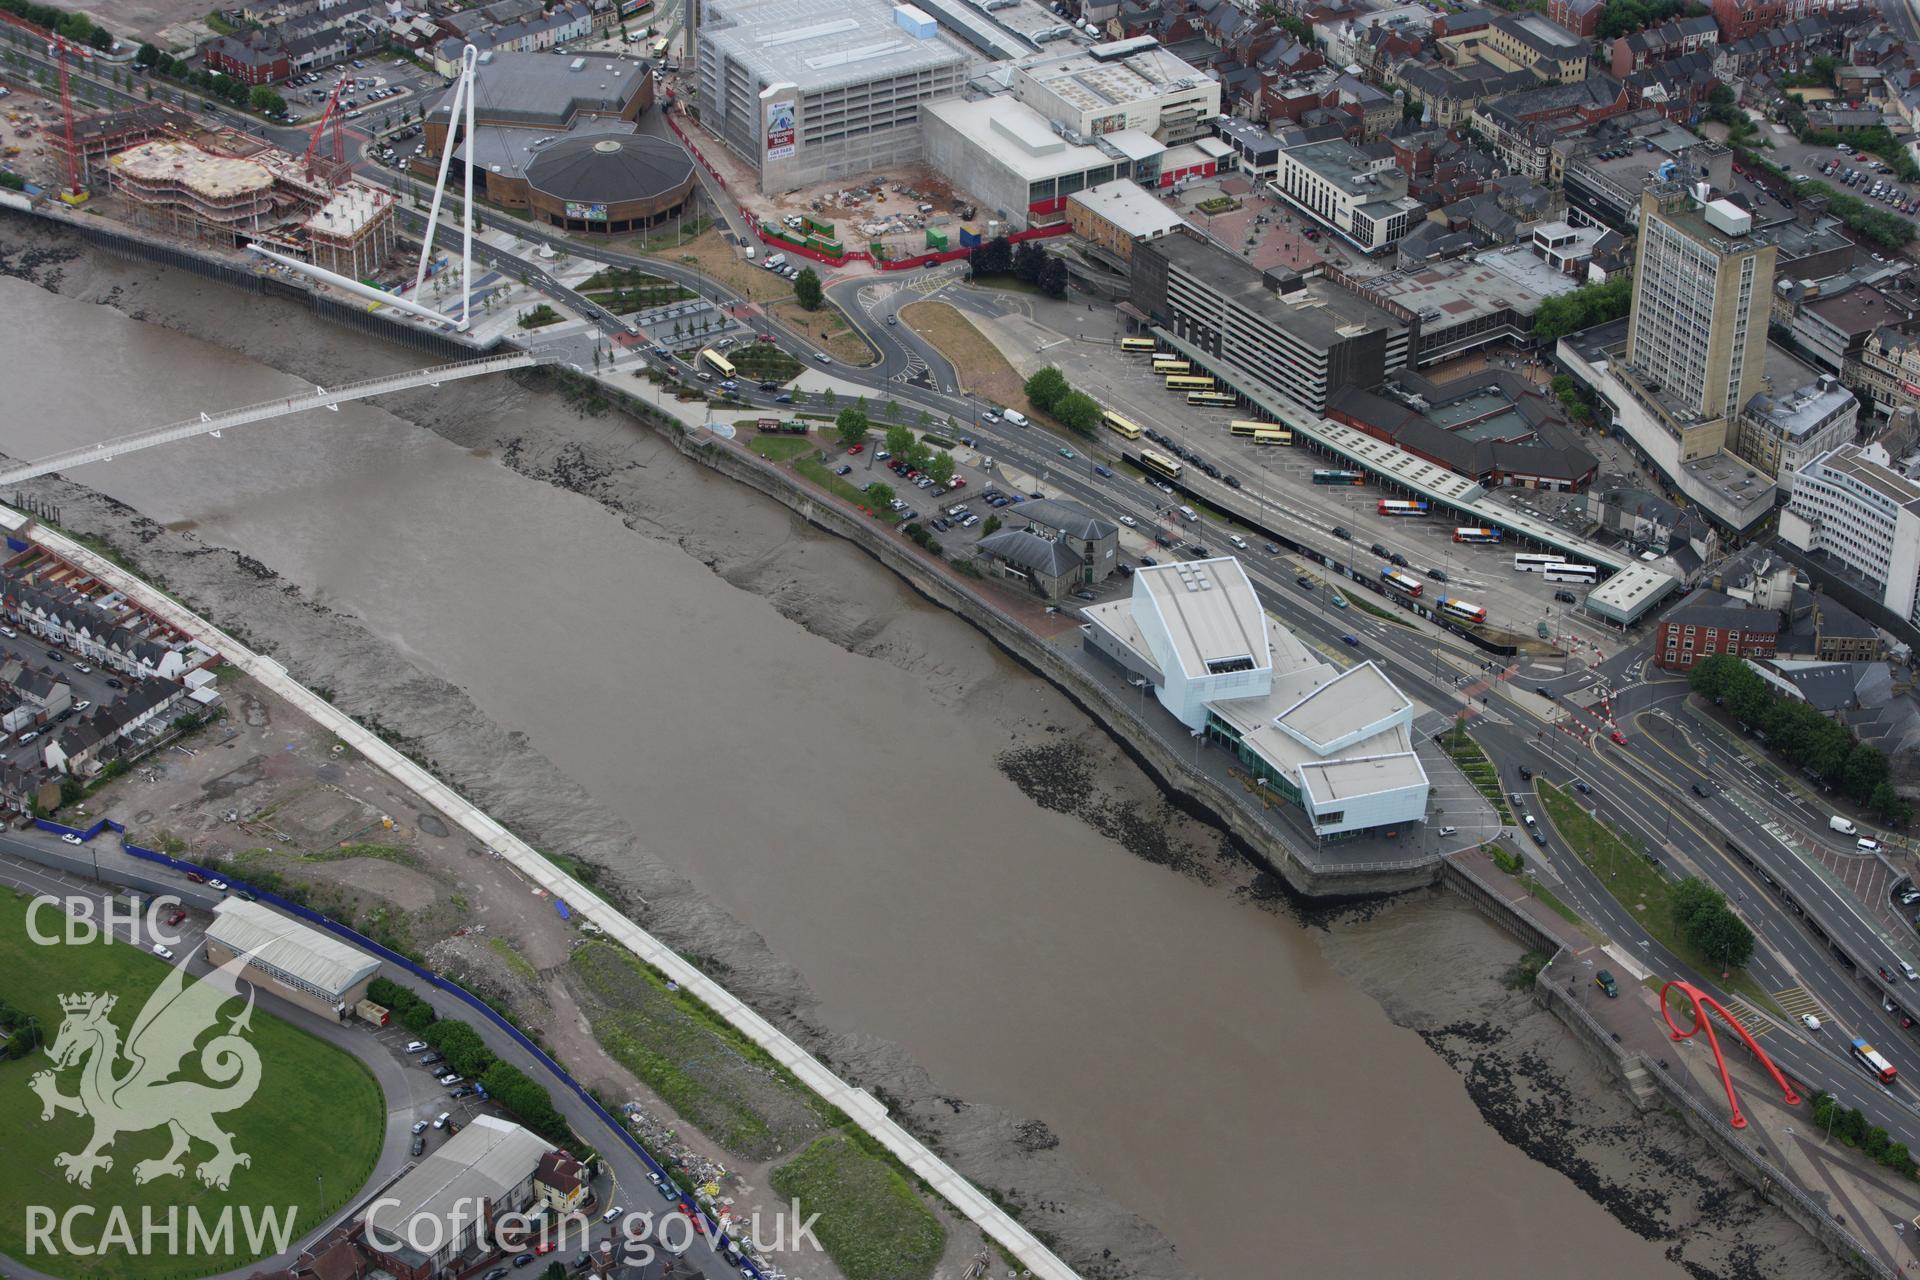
[35,816,125,841]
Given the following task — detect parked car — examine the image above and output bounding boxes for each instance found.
[411,1119,430,1135]
[166,909,187,927]
[411,1134,426,1157]
[60,832,81,845]
[152,942,175,961]
[433,1111,452,1129]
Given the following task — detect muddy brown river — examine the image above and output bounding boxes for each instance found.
[0,226,1836,1279]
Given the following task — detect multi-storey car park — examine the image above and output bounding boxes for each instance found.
[695,0,970,193]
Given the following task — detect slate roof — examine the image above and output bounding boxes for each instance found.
[1016,498,1117,542]
[976,529,1081,579]
[1659,590,1779,634]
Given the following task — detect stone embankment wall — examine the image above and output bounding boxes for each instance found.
[598,378,1438,899]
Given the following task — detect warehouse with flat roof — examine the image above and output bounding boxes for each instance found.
[202,897,379,1018]
[696,0,970,191]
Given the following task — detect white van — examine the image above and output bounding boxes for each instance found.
[1228,534,1249,550]
[1859,837,1882,853]
[1830,815,1857,835]
[1001,409,1029,428]
[746,245,757,260]
[1177,505,1198,522]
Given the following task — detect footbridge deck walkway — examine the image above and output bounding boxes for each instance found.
[9,511,1084,1280]
[0,350,545,490]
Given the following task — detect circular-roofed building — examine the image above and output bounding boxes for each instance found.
[519,133,695,234]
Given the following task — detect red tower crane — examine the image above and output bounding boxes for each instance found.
[0,11,93,203]
[302,78,350,187]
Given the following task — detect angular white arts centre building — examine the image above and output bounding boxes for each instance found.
[1082,558,1429,838]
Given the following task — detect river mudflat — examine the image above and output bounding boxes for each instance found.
[0,220,1842,1279]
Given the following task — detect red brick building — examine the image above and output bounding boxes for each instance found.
[1548,0,1606,37]
[1655,592,1780,672]
[1710,0,1867,42]
[202,34,289,85]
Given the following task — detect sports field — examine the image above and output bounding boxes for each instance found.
[0,891,385,1280]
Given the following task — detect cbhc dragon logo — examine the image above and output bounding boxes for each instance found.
[29,950,263,1190]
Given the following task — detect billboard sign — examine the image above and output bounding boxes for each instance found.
[765,99,796,161]
[565,202,609,222]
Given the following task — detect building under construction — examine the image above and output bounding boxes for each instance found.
[51,103,200,188]
[302,183,397,279]
[107,139,298,239]
[105,137,395,278]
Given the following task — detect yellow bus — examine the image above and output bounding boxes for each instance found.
[1151,357,1190,374]
[1187,391,1237,407]
[650,36,670,58]
[1254,428,1291,446]
[1120,337,1157,353]
[1102,410,1143,440]
[1139,448,1182,481]
[699,348,735,379]
[1228,420,1267,438]
[1165,375,1215,390]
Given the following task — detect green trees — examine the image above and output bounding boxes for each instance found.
[1053,390,1102,436]
[884,424,915,458]
[424,1019,493,1077]
[249,85,285,115]
[969,236,1066,296]
[1023,366,1105,435]
[864,481,895,507]
[134,42,159,68]
[1023,366,1069,414]
[793,266,822,311]
[369,977,439,1033]
[835,405,870,449]
[479,1061,571,1144]
[1689,653,1911,823]
[1595,0,1689,39]
[1812,1092,1919,1177]
[1532,274,1634,343]
[926,450,955,486]
[1670,878,1754,969]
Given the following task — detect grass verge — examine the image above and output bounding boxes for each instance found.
[795,457,898,520]
[899,299,1025,409]
[0,892,384,1280]
[770,1133,945,1280]
[1348,593,1417,628]
[748,434,815,461]
[730,344,803,382]
[1440,727,1513,824]
[1535,781,1777,1009]
[569,943,834,1160]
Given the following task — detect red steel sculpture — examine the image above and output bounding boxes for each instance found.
[1659,979,1801,1128]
